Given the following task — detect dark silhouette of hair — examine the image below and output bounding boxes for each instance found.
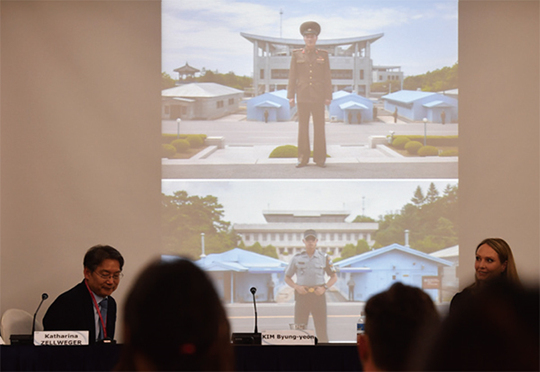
[422,279,539,371]
[83,244,124,271]
[116,258,233,371]
[364,282,440,371]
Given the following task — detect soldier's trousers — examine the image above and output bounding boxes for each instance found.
[297,102,326,165]
[294,292,328,343]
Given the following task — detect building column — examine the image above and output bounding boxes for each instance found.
[265,42,270,93]
[365,41,371,97]
[253,40,259,95]
[353,43,359,94]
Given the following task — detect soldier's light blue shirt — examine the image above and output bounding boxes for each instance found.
[285,249,335,286]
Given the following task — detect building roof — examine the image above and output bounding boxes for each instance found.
[334,243,454,267]
[162,82,243,98]
[255,101,282,108]
[194,248,288,273]
[233,222,379,232]
[332,91,352,100]
[382,90,436,104]
[430,245,459,259]
[423,100,455,108]
[174,63,200,74]
[339,101,369,110]
[240,32,384,49]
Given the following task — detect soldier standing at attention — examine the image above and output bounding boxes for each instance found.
[287,21,332,168]
[285,229,337,343]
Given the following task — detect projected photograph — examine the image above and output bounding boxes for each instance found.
[161,0,458,179]
[161,179,458,342]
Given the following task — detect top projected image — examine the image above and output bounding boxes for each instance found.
[161,0,458,179]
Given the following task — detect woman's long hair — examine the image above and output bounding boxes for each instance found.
[475,238,520,285]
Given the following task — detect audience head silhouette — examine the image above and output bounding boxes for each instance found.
[116,257,233,371]
[357,282,439,371]
[422,279,539,371]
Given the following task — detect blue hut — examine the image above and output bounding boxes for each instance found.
[246,90,295,122]
[329,91,374,124]
[382,90,458,123]
[191,248,288,303]
[334,243,453,303]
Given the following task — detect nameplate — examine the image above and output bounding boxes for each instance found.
[261,330,316,345]
[34,331,89,346]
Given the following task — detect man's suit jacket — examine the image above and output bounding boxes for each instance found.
[43,280,117,343]
[287,48,332,103]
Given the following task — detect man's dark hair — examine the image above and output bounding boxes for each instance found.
[83,244,124,272]
[364,282,439,371]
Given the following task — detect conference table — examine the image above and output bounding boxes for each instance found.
[1,343,362,371]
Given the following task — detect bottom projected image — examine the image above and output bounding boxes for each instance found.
[161,179,458,342]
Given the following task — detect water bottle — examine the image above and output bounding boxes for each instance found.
[357,311,365,334]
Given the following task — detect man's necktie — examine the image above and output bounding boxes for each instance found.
[98,298,108,340]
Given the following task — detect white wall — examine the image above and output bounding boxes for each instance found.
[458,1,539,287]
[1,1,162,341]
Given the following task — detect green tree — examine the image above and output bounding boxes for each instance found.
[161,191,239,258]
[162,72,176,90]
[403,62,458,92]
[340,239,371,259]
[244,242,279,259]
[352,215,376,222]
[426,182,440,203]
[411,186,426,206]
[373,184,458,253]
[196,69,252,90]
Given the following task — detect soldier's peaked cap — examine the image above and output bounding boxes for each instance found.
[300,21,321,36]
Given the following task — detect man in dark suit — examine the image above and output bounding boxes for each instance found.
[43,245,124,343]
[287,21,332,168]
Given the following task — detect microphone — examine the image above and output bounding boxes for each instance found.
[11,293,48,345]
[250,287,258,333]
[230,288,261,344]
[32,293,48,335]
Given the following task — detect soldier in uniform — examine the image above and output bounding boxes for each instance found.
[287,21,332,168]
[285,229,337,343]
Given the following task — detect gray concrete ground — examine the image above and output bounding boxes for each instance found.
[162,114,458,179]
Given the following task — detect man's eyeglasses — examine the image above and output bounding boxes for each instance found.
[94,271,123,280]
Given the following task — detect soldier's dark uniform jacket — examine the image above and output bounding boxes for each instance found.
[287,48,332,104]
[285,249,335,286]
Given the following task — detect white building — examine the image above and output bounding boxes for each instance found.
[233,210,379,262]
[162,82,243,120]
[241,32,402,97]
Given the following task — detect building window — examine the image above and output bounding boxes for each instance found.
[260,69,265,79]
[271,69,289,79]
[360,70,364,80]
[262,233,267,241]
[228,98,235,105]
[338,233,343,240]
[217,101,224,108]
[330,233,335,241]
[379,75,383,81]
[331,70,353,79]
[280,234,284,241]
